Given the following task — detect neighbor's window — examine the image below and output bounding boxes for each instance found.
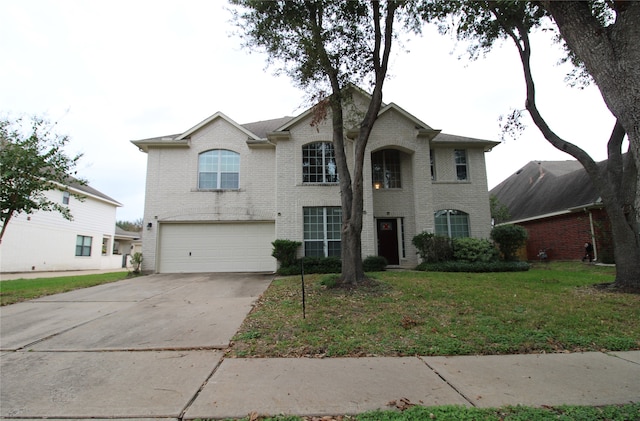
[372,149,401,189]
[435,209,470,238]
[198,149,240,189]
[302,142,338,183]
[303,207,342,257]
[76,235,92,257]
[62,191,70,205]
[454,149,468,181]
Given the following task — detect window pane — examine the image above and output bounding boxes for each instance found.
[303,207,342,257]
[303,142,337,183]
[326,207,342,240]
[434,210,469,238]
[371,149,401,188]
[305,241,324,257]
[220,173,239,189]
[454,149,468,181]
[198,150,239,189]
[327,241,341,257]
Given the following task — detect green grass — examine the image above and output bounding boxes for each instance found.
[214,403,640,420]
[0,272,131,306]
[230,262,639,357]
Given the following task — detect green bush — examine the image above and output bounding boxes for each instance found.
[277,256,342,275]
[363,255,388,272]
[271,239,301,268]
[452,237,499,263]
[412,232,453,263]
[490,224,528,261]
[415,261,530,272]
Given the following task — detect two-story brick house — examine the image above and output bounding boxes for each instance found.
[132,90,499,273]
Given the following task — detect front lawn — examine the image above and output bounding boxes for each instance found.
[0,272,130,306]
[230,262,640,357]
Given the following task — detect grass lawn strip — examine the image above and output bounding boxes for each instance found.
[230,262,639,357]
[211,402,640,420]
[0,272,130,306]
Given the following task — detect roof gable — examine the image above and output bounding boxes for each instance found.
[176,112,260,141]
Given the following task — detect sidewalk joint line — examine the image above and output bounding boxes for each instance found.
[417,356,477,408]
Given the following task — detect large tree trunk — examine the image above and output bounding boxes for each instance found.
[542,1,640,288]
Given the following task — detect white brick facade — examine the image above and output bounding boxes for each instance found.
[133,92,498,273]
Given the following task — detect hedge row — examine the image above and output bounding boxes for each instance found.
[415,261,531,273]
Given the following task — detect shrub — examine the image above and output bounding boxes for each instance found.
[363,255,388,272]
[412,232,453,263]
[452,237,499,263]
[271,239,301,268]
[415,261,530,273]
[129,252,143,273]
[491,224,528,261]
[277,256,342,275]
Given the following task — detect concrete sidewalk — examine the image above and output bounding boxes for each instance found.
[1,273,638,420]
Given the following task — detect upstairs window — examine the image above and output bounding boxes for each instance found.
[435,209,470,238]
[372,149,401,189]
[303,142,338,183]
[430,149,436,181]
[62,191,70,205]
[198,150,240,190]
[454,149,468,181]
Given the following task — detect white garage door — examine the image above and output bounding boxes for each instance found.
[158,222,276,273]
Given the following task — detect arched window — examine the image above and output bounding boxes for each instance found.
[302,142,338,183]
[372,149,401,189]
[434,209,470,238]
[198,149,240,190]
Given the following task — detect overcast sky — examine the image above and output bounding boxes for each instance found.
[1,1,616,222]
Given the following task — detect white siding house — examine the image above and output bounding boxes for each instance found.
[132,89,499,273]
[0,182,123,273]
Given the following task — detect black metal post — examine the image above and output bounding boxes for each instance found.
[301,259,306,319]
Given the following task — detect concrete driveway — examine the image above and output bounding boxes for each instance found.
[0,272,273,419]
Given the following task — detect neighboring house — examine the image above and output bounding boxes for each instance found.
[0,180,124,273]
[132,89,499,273]
[114,226,142,268]
[490,159,614,263]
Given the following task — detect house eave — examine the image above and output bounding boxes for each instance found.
[266,131,291,142]
[131,138,190,153]
[247,138,276,148]
[500,201,603,225]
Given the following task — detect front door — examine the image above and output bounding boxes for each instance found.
[377,219,399,265]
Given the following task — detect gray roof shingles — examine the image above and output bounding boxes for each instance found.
[490,160,601,222]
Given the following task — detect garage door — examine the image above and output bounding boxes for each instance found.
[158,222,276,273]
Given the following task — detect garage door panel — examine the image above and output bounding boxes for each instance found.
[158,223,276,273]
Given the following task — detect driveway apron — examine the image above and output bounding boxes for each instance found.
[0,272,273,419]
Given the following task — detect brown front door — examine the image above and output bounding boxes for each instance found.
[377,219,399,265]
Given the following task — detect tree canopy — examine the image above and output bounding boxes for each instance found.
[0,115,84,242]
[231,0,415,285]
[421,0,639,288]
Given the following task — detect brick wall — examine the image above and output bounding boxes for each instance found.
[518,208,612,262]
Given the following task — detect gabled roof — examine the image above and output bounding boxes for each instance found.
[56,177,122,207]
[242,116,294,139]
[115,226,141,240]
[431,133,500,152]
[490,160,601,223]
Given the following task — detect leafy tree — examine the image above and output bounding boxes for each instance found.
[489,194,510,224]
[421,1,640,289]
[116,218,143,232]
[490,224,528,261]
[0,115,84,243]
[231,0,417,285]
